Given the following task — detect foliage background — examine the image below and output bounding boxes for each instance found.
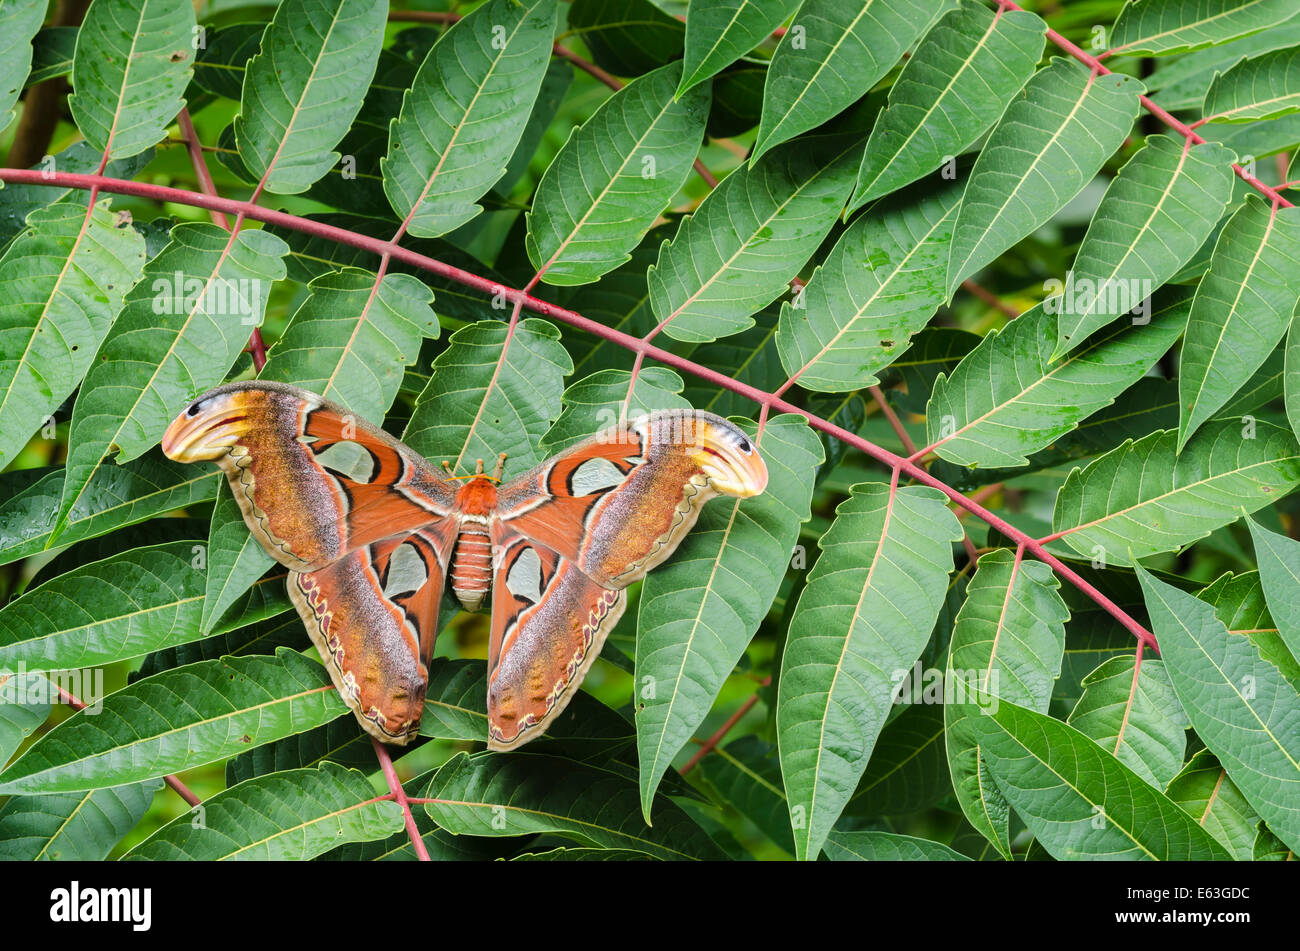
[0,0,1298,861]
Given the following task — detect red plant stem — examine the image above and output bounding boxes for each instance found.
[387,10,459,24]
[692,158,721,189]
[995,0,1293,210]
[869,384,913,452]
[176,108,230,230]
[55,685,201,807]
[961,279,1020,318]
[550,41,623,90]
[0,167,1157,653]
[371,738,430,861]
[681,677,771,774]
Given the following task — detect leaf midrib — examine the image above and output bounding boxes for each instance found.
[804,486,897,856]
[3,681,337,790]
[1111,0,1273,56]
[1058,443,1299,541]
[857,8,1006,198]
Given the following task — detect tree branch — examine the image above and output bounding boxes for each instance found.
[0,166,1158,653]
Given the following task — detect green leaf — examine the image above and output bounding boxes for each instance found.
[233,0,386,194]
[0,671,52,764]
[849,1,1045,211]
[55,223,288,537]
[197,481,274,636]
[0,453,218,568]
[1051,136,1234,358]
[698,736,794,854]
[226,717,373,785]
[0,0,46,128]
[636,415,822,819]
[1254,820,1294,860]
[1066,656,1188,789]
[413,660,653,785]
[30,516,206,590]
[512,847,656,860]
[0,780,160,861]
[192,22,266,101]
[494,57,573,199]
[567,0,684,76]
[0,540,229,671]
[1057,617,1142,722]
[1195,570,1300,686]
[25,26,78,90]
[423,751,726,860]
[847,701,951,817]
[68,0,196,160]
[540,366,690,455]
[1109,0,1299,58]
[945,548,1069,860]
[324,803,524,861]
[1288,305,1300,441]
[1206,108,1300,160]
[136,613,303,681]
[0,196,147,469]
[650,131,861,343]
[963,696,1230,859]
[382,0,557,238]
[527,61,709,286]
[1148,19,1300,110]
[1137,564,1300,853]
[300,46,417,218]
[1248,519,1300,664]
[822,829,970,861]
[0,649,347,794]
[1216,340,1285,418]
[678,0,797,96]
[946,59,1142,296]
[707,62,766,138]
[1052,419,1300,566]
[402,317,572,480]
[1166,749,1260,860]
[925,294,1185,468]
[260,269,438,424]
[778,481,961,860]
[416,658,496,742]
[1179,196,1300,448]
[752,0,938,162]
[128,763,401,860]
[1203,47,1300,123]
[776,176,961,393]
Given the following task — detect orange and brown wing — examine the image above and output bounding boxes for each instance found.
[161,380,459,571]
[485,530,624,750]
[162,381,460,744]
[291,526,453,744]
[495,409,768,588]
[483,409,768,749]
